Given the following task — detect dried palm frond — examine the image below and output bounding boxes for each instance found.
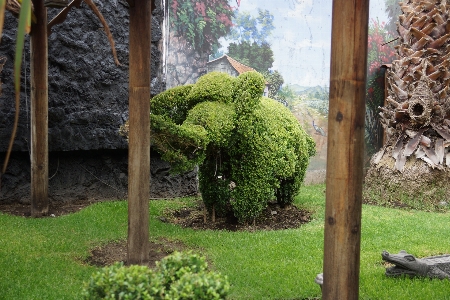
[5,0,21,16]
[375,0,450,172]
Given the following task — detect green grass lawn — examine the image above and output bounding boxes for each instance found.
[1,184,450,299]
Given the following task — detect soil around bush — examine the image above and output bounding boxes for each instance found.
[0,199,104,217]
[161,201,313,231]
[84,238,188,268]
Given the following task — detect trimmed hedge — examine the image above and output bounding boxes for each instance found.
[82,263,163,299]
[82,251,229,300]
[122,71,315,223]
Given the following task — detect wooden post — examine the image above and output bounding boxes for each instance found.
[30,0,49,217]
[127,0,151,265]
[322,0,369,299]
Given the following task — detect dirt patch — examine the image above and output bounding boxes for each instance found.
[160,201,313,231]
[0,199,313,231]
[85,238,188,268]
[0,199,104,217]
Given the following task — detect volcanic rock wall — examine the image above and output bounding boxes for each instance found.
[0,0,198,202]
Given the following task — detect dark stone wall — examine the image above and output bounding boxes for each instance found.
[1,0,165,151]
[0,1,198,202]
[1,150,198,204]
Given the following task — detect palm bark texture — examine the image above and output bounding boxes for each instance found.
[374,0,450,172]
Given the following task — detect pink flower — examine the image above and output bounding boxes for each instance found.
[171,0,178,19]
[216,13,233,27]
[369,61,381,74]
[195,2,206,16]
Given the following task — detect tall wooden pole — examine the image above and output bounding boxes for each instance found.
[322,0,369,299]
[30,0,49,217]
[127,0,151,265]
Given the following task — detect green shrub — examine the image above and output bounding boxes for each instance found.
[184,101,235,148]
[229,96,315,220]
[151,114,209,173]
[187,72,235,104]
[81,262,163,300]
[167,271,230,300]
[232,71,265,113]
[151,84,195,125]
[82,252,229,300]
[155,251,208,289]
[198,156,232,217]
[121,70,315,223]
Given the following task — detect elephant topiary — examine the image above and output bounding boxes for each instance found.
[122,71,315,223]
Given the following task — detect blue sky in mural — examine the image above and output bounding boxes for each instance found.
[219,0,390,88]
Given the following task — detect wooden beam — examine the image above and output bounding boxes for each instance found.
[30,0,49,217]
[322,0,369,299]
[127,0,151,265]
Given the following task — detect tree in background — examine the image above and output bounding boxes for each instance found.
[169,0,235,51]
[276,84,297,107]
[227,41,274,73]
[263,70,284,99]
[228,9,274,44]
[384,0,402,35]
[210,7,288,101]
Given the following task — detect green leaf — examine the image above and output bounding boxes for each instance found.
[15,0,32,94]
[3,0,31,175]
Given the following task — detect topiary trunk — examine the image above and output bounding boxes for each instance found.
[365,0,450,207]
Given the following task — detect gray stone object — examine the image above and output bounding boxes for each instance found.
[314,273,323,291]
[382,250,450,279]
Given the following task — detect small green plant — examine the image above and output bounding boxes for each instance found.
[156,251,208,289]
[82,251,229,300]
[82,262,163,299]
[167,271,230,300]
[157,251,229,299]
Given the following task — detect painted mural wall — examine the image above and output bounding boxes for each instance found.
[164,0,402,173]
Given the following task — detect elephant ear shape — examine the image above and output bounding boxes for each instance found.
[151,84,195,125]
[233,71,265,113]
[187,71,235,104]
[184,101,235,148]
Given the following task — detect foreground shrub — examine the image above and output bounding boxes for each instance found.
[167,271,230,300]
[156,252,229,299]
[155,251,208,289]
[82,251,229,300]
[82,263,162,299]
